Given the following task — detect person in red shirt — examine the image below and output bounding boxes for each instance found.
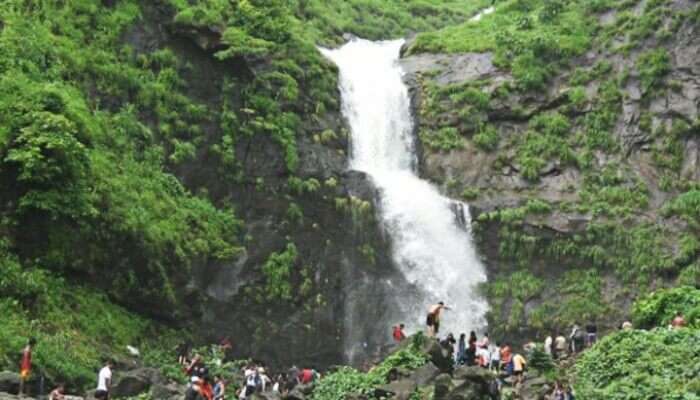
[392,324,406,342]
[671,312,686,329]
[19,338,36,396]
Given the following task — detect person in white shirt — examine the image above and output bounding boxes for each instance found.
[544,335,553,356]
[489,344,501,371]
[94,360,113,400]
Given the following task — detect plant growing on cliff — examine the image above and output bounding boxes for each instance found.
[261,243,298,301]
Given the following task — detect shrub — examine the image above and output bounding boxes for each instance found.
[631,286,700,329]
[575,329,700,399]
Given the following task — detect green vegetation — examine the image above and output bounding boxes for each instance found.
[261,243,298,301]
[632,286,700,329]
[408,0,598,90]
[312,335,428,400]
[0,246,173,388]
[575,328,700,399]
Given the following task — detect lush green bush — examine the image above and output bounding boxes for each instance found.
[312,336,428,400]
[632,286,700,329]
[575,328,700,399]
[0,247,175,389]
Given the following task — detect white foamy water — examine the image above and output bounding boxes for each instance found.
[321,39,488,348]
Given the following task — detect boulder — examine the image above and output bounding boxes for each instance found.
[409,363,440,386]
[112,368,160,398]
[433,374,454,400]
[375,379,417,400]
[150,382,184,400]
[0,372,20,395]
[424,341,454,373]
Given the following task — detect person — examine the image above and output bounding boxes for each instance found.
[213,376,225,400]
[544,334,553,356]
[426,302,450,337]
[457,333,466,365]
[554,333,567,360]
[177,341,192,366]
[671,312,686,329]
[49,383,65,400]
[440,333,456,360]
[244,364,260,397]
[585,323,597,347]
[551,381,565,400]
[19,337,36,397]
[259,367,271,392]
[512,353,527,385]
[186,354,203,376]
[95,360,113,400]
[480,333,490,348]
[500,343,513,374]
[569,323,584,354]
[489,343,501,371]
[286,366,299,392]
[299,368,319,385]
[621,320,633,330]
[466,331,477,366]
[476,344,491,368]
[392,324,406,342]
[565,385,575,400]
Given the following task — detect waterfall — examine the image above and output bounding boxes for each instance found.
[321,39,488,357]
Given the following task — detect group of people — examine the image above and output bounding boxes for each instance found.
[179,347,320,400]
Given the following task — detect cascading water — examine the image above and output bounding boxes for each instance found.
[321,39,488,358]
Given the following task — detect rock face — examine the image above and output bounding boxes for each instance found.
[399,3,700,343]
[0,373,19,396]
[114,1,407,369]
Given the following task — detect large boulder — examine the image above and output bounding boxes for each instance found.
[0,372,20,394]
[424,341,454,373]
[409,363,440,386]
[150,381,184,400]
[111,367,161,398]
[433,374,454,400]
[375,379,417,400]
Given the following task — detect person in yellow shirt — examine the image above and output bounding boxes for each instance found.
[512,353,527,385]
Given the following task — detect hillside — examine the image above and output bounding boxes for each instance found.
[401,0,699,340]
[0,0,698,396]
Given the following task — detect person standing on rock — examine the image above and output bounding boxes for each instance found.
[19,337,36,397]
[544,334,553,356]
[393,324,406,342]
[512,353,527,385]
[554,333,567,360]
[426,302,450,337]
[489,342,501,371]
[213,376,225,400]
[585,323,598,347]
[457,333,467,365]
[94,360,113,400]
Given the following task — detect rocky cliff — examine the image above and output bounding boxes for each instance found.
[399,0,700,341]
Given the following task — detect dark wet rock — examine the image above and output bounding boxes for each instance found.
[375,379,417,400]
[409,363,440,386]
[433,373,455,400]
[112,367,162,398]
[0,373,19,395]
[424,341,455,373]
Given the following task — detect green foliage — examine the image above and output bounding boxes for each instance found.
[632,286,700,329]
[0,247,170,389]
[473,125,500,151]
[312,336,428,400]
[636,48,670,93]
[261,243,298,301]
[409,0,596,89]
[575,328,700,399]
[297,0,493,45]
